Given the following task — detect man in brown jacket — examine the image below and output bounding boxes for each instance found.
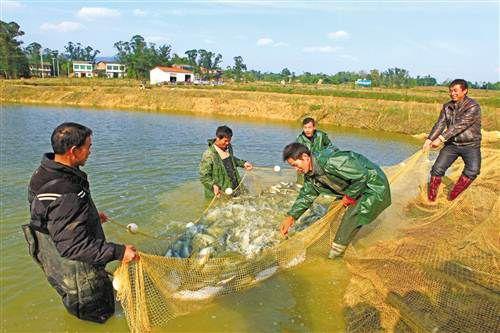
[423,79,481,201]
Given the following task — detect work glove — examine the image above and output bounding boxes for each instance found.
[341,195,357,207]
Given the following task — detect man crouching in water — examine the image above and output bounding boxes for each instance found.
[23,122,138,323]
[279,143,391,258]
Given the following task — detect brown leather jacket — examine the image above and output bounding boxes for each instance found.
[428,96,481,147]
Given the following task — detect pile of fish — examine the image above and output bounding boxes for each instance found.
[165,181,334,262]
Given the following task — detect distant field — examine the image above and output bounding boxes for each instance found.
[2,78,499,135]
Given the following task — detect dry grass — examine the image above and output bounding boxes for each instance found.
[2,79,499,135]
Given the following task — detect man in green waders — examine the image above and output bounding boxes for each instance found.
[199,125,253,199]
[296,117,336,184]
[296,117,334,153]
[23,122,138,323]
[279,143,391,258]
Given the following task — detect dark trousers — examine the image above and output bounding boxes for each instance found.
[431,144,481,180]
[22,225,115,323]
[333,213,361,246]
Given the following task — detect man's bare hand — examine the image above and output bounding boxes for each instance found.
[431,137,443,148]
[122,245,139,264]
[213,184,221,197]
[422,139,432,152]
[280,216,294,237]
[244,162,253,171]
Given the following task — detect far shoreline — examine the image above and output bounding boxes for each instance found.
[2,80,498,136]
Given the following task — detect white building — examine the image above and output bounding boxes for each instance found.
[96,61,126,78]
[150,66,194,85]
[73,61,93,78]
[29,62,52,77]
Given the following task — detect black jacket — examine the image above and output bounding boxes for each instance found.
[428,96,481,147]
[28,153,125,267]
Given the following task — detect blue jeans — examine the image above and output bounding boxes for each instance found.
[430,144,481,179]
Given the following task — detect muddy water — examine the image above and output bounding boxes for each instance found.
[1,105,419,332]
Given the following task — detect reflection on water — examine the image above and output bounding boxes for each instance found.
[1,105,419,332]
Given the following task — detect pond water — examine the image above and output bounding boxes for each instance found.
[0,105,419,332]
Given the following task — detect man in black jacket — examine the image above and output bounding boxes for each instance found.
[423,79,481,201]
[24,122,138,323]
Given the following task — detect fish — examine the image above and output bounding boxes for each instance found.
[194,246,214,267]
[172,286,223,301]
[282,252,306,269]
[165,181,334,263]
[254,266,279,282]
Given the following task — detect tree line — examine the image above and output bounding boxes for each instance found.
[1,20,498,90]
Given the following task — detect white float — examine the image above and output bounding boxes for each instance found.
[112,277,121,291]
[126,223,138,234]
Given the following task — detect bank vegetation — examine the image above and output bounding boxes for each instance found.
[2,79,499,135]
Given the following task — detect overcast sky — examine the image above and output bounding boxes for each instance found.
[2,0,499,82]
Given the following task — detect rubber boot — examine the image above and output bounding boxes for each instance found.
[449,175,473,201]
[328,242,346,259]
[428,176,442,202]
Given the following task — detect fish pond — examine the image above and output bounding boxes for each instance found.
[1,105,419,332]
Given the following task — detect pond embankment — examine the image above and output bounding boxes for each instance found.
[2,80,498,135]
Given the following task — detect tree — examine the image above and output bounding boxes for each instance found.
[157,44,172,64]
[369,69,380,87]
[232,56,247,82]
[415,75,437,86]
[24,42,42,64]
[185,49,198,65]
[0,20,30,78]
[24,43,64,77]
[63,41,100,62]
[171,53,189,65]
[329,71,361,84]
[193,49,222,80]
[381,67,412,87]
[114,34,172,79]
[197,49,222,70]
[281,68,291,77]
[482,81,500,90]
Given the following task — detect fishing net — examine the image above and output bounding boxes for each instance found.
[113,131,499,333]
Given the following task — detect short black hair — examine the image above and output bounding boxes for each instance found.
[449,79,468,91]
[51,122,92,154]
[216,125,233,139]
[283,142,311,161]
[302,117,316,126]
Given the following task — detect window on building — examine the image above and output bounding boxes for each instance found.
[86,65,92,70]
[120,66,124,71]
[107,65,112,70]
[113,66,118,70]
[74,65,79,70]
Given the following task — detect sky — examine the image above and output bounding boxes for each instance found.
[2,0,499,82]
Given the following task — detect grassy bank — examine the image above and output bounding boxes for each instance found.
[8,78,500,107]
[2,79,499,135]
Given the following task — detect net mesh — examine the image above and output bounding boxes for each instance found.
[113,132,500,333]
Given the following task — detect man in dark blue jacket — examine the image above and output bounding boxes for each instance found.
[24,122,138,323]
